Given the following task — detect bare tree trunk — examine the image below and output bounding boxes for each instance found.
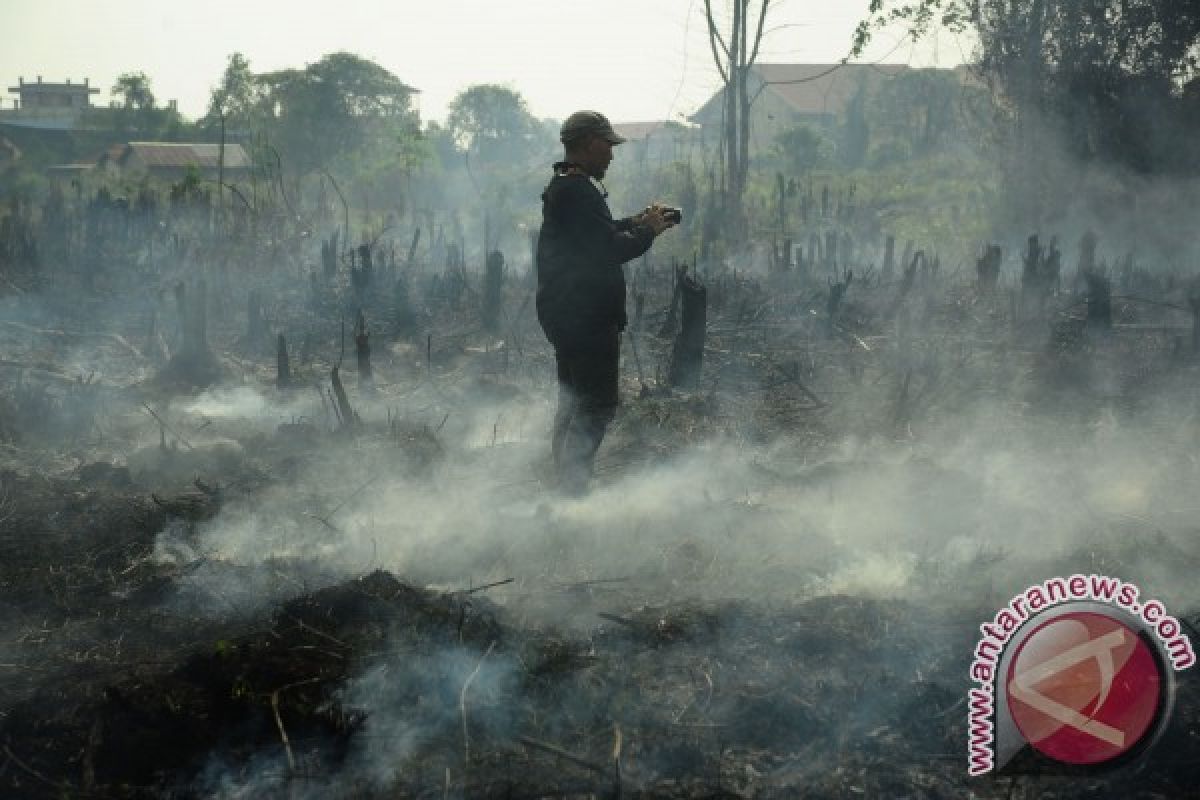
[277,334,292,389]
[668,273,707,388]
[882,235,896,281]
[704,0,771,242]
[354,310,372,388]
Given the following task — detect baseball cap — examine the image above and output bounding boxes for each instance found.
[560,111,627,145]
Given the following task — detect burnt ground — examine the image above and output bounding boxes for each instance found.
[1,261,1200,798]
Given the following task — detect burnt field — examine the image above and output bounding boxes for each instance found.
[1,195,1199,798]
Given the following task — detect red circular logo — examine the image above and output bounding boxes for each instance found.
[1006,611,1163,765]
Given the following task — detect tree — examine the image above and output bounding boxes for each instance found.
[704,0,773,241]
[203,53,262,133]
[854,1,1200,173]
[446,84,539,165]
[257,52,419,173]
[91,71,184,139]
[773,125,829,173]
[870,68,965,159]
[840,80,870,167]
[112,72,155,110]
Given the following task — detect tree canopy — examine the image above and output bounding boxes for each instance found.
[112,72,156,110]
[854,0,1200,172]
[85,71,184,139]
[200,52,420,174]
[446,84,541,165]
[203,53,261,132]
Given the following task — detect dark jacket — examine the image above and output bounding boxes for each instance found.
[536,172,655,348]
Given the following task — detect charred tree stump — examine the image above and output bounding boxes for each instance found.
[887,251,922,319]
[976,244,1002,291]
[1190,294,1200,357]
[1084,271,1112,335]
[321,230,339,280]
[1021,234,1048,316]
[394,275,416,336]
[825,231,838,273]
[776,172,787,235]
[350,244,373,303]
[158,280,221,387]
[658,263,687,338]
[668,273,707,389]
[354,311,373,388]
[826,269,854,336]
[1076,230,1097,290]
[1044,237,1062,294]
[330,365,359,428]
[482,250,505,333]
[406,228,421,269]
[882,235,896,281]
[276,334,292,389]
[443,244,466,309]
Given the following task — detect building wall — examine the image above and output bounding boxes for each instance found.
[697,91,831,157]
[10,79,96,112]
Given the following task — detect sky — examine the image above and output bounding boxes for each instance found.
[0,0,967,125]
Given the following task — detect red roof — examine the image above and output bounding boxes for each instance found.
[118,142,251,169]
[690,63,960,123]
[753,63,908,116]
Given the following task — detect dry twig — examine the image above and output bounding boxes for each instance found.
[461,640,497,767]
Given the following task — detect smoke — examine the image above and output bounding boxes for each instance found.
[161,355,1200,637]
[194,645,518,799]
[180,386,318,427]
[8,61,1200,794]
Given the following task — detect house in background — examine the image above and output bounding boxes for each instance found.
[689,63,911,152]
[99,142,252,180]
[0,76,100,131]
[611,119,700,165]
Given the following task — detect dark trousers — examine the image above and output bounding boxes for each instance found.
[551,329,619,492]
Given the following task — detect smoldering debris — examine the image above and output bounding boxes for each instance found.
[2,249,1200,797]
[4,109,1200,800]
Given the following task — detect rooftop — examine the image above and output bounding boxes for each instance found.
[8,76,100,94]
[107,142,252,170]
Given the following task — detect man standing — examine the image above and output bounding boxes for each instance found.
[536,110,675,493]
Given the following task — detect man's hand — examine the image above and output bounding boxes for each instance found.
[639,203,676,236]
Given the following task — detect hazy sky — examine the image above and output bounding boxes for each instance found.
[0,0,965,124]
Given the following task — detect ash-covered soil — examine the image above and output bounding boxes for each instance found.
[1,260,1199,799]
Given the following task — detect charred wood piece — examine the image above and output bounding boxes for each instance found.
[330,365,360,428]
[277,334,292,389]
[668,273,707,389]
[354,311,373,388]
[827,269,854,336]
[882,235,896,281]
[1084,270,1112,334]
[482,250,505,333]
[976,244,1002,291]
